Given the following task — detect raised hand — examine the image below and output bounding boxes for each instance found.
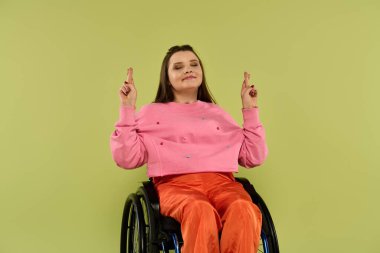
[119,67,137,107]
[240,71,258,109]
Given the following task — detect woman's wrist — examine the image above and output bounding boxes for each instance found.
[120,102,135,108]
[120,103,136,109]
[242,105,258,109]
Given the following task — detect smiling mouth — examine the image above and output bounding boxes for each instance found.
[183,76,196,81]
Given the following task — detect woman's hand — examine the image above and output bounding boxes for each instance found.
[119,67,137,107]
[241,71,258,109]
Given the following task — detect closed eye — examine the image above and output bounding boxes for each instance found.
[174,63,199,70]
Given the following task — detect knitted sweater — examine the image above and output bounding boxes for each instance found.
[110,100,268,177]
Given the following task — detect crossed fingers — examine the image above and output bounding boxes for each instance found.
[243,71,257,97]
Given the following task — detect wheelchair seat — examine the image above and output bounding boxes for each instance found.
[120,177,279,253]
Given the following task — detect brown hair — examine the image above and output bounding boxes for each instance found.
[153,45,217,104]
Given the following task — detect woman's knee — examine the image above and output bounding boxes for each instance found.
[182,199,222,227]
[224,199,262,222]
[184,199,217,216]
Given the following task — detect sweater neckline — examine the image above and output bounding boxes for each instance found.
[164,100,207,112]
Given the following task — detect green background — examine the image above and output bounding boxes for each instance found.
[1,0,379,252]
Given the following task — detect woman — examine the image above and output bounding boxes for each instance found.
[110,45,268,253]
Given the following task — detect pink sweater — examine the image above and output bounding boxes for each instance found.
[109,100,268,177]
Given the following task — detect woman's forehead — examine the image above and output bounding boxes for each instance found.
[169,51,199,64]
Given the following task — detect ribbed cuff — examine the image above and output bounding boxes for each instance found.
[242,107,261,127]
[116,105,136,126]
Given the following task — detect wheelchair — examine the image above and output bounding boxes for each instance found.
[121,177,280,253]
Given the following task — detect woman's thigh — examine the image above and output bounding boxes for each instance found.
[206,178,255,218]
[154,181,218,223]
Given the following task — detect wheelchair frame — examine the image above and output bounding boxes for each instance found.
[120,177,279,253]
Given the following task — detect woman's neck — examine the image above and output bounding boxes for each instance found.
[172,91,198,104]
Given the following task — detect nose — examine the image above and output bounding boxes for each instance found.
[184,66,193,74]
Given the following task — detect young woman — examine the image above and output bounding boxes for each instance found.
[110,45,268,253]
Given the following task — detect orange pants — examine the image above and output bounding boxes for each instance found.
[153,172,262,253]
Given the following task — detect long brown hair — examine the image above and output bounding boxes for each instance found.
[153,45,217,104]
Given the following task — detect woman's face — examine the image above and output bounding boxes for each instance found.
[167,51,203,93]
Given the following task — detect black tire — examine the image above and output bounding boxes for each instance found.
[235,177,280,253]
[136,186,160,253]
[255,192,280,253]
[121,193,146,253]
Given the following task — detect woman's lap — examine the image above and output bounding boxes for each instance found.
[153,172,258,222]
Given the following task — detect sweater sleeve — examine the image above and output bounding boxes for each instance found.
[109,105,148,170]
[238,107,269,168]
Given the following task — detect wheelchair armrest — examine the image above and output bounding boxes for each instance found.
[142,180,160,214]
[235,177,260,203]
[141,180,182,239]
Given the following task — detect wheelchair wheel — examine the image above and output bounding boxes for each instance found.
[256,192,280,253]
[121,193,146,253]
[236,178,280,253]
[136,186,160,253]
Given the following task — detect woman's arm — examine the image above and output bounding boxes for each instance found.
[238,107,268,168]
[109,105,148,169]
